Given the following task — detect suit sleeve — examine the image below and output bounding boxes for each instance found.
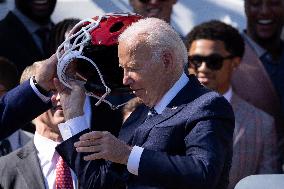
[0,80,51,139]
[259,117,282,173]
[137,118,234,189]
[56,129,128,189]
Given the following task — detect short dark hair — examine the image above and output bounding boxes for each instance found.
[0,57,18,91]
[186,20,245,58]
[48,18,80,55]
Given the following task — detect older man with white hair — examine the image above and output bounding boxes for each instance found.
[55,17,235,189]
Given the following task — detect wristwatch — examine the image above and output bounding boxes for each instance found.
[32,76,50,96]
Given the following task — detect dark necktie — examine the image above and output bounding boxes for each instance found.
[0,139,12,156]
[35,27,50,56]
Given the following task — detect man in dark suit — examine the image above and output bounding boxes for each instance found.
[0,64,79,189]
[0,57,33,156]
[0,0,56,75]
[55,17,235,189]
[0,55,57,140]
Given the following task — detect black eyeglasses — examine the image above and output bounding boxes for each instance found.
[188,54,235,70]
[139,0,168,3]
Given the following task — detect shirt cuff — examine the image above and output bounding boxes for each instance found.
[29,77,50,103]
[59,116,89,140]
[127,146,144,176]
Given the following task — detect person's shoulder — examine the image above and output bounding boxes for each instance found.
[185,88,234,119]
[232,93,274,124]
[0,140,34,164]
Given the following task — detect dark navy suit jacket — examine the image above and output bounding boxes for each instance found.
[56,75,235,189]
[0,12,46,74]
[0,80,50,140]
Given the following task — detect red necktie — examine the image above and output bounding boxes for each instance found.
[55,156,74,189]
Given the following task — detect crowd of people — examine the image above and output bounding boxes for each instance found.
[0,0,283,189]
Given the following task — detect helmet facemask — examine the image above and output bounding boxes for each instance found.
[56,13,142,109]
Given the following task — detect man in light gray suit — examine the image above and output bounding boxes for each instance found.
[0,65,78,189]
[186,20,282,189]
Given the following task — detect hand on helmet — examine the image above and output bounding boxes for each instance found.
[34,54,57,91]
[54,78,86,120]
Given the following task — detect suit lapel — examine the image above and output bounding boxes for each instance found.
[243,41,279,100]
[230,93,248,146]
[119,104,149,144]
[6,12,44,58]
[16,141,46,189]
[132,105,186,146]
[132,75,207,146]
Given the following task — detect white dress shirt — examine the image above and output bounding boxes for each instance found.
[33,132,78,189]
[58,72,189,176]
[222,86,233,103]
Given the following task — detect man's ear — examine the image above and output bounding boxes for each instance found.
[231,56,241,70]
[162,51,174,71]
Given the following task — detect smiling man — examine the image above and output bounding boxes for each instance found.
[129,0,177,23]
[231,0,284,166]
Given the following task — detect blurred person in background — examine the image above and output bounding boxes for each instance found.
[186,20,282,189]
[129,0,177,23]
[0,0,57,76]
[231,0,284,167]
[0,57,33,157]
[48,18,80,55]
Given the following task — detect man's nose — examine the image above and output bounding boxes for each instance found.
[197,62,209,71]
[55,92,60,101]
[123,71,132,86]
[260,2,270,15]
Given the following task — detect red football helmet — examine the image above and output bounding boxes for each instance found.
[56,13,142,109]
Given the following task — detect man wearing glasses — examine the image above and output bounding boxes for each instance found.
[186,20,282,189]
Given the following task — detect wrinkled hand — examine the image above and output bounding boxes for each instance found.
[74,131,132,165]
[34,54,57,91]
[54,78,86,120]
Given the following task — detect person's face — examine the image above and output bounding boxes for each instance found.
[118,41,170,107]
[129,0,177,23]
[0,84,6,97]
[49,91,65,126]
[245,0,284,42]
[188,39,240,94]
[36,91,64,133]
[15,0,57,24]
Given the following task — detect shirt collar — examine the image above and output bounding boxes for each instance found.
[222,86,233,103]
[242,32,266,58]
[12,8,52,34]
[34,132,60,161]
[154,72,189,114]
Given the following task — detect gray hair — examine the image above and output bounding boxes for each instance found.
[118,17,187,65]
